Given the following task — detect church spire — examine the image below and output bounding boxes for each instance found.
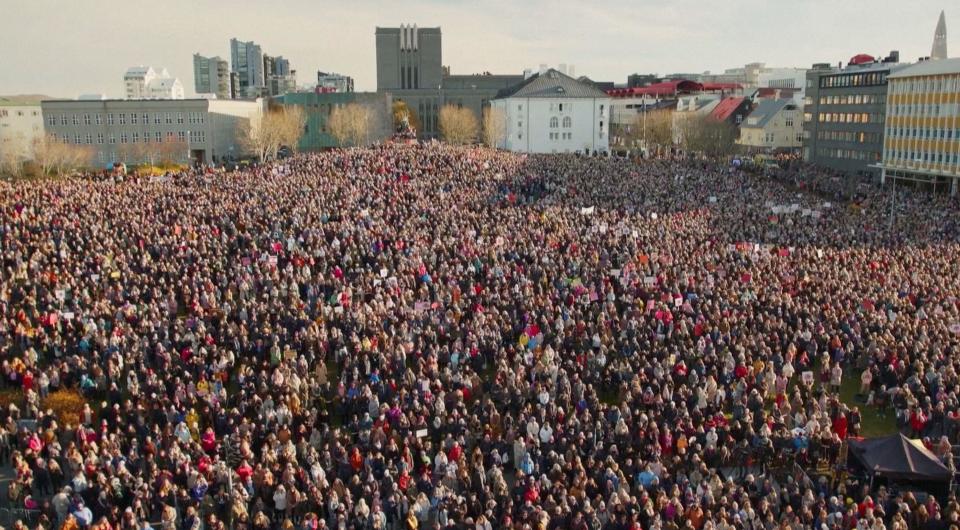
[931,10,948,60]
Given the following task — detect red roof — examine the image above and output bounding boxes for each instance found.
[849,54,875,65]
[709,97,748,122]
[607,80,703,98]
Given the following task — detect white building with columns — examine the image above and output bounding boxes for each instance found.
[490,69,610,154]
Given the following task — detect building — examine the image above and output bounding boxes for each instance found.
[41,98,265,166]
[0,95,46,161]
[627,74,661,88]
[231,38,265,98]
[880,57,960,195]
[802,52,907,180]
[193,54,231,99]
[123,66,184,100]
[279,91,392,150]
[490,69,610,154]
[374,24,523,138]
[264,55,296,97]
[739,98,803,152]
[709,96,752,127]
[376,25,443,91]
[757,68,808,102]
[932,11,948,61]
[317,72,354,93]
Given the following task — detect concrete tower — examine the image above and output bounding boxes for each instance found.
[931,10,948,60]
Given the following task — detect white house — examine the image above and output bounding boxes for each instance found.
[490,69,610,154]
[0,96,45,162]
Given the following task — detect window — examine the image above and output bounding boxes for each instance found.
[96,133,103,144]
[107,113,114,125]
[177,113,184,124]
[74,134,81,144]
[198,114,204,124]
[96,114,102,125]
[549,117,558,128]
[108,133,116,144]
[119,113,126,125]
[61,134,69,143]
[47,115,56,126]
[131,113,137,125]
[165,113,172,124]
[517,104,522,111]
[154,114,161,124]
[142,113,148,124]
[155,132,162,143]
[132,132,139,143]
[120,133,128,144]
[166,131,175,141]
[83,114,91,125]
[562,116,572,128]
[72,114,80,125]
[785,118,793,127]
[559,104,563,112]
[177,131,186,142]
[85,133,92,144]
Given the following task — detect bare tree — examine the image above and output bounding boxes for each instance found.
[156,139,188,165]
[628,109,674,155]
[0,138,26,178]
[31,134,59,176]
[682,116,738,159]
[482,106,507,148]
[439,105,479,145]
[329,103,379,147]
[278,106,307,153]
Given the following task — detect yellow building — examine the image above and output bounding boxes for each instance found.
[881,57,960,195]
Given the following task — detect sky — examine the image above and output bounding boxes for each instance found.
[0,0,953,98]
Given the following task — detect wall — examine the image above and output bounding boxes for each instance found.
[41,98,262,165]
[0,105,44,160]
[495,97,610,153]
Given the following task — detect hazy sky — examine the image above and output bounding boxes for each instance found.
[0,0,952,98]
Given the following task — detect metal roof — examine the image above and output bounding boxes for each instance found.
[495,69,608,99]
[888,57,960,78]
[741,98,795,129]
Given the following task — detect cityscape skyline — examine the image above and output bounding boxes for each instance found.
[0,0,954,98]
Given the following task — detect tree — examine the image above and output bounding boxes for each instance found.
[439,105,479,145]
[156,139,188,165]
[482,106,507,148]
[682,117,738,159]
[392,100,420,134]
[0,137,26,178]
[628,109,674,155]
[278,106,306,153]
[32,134,59,176]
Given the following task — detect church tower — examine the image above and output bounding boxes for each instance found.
[931,11,948,60]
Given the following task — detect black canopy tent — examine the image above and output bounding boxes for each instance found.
[848,433,952,496]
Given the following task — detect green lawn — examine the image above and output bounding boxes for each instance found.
[838,369,898,438]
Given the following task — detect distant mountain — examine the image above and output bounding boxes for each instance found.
[0,94,59,105]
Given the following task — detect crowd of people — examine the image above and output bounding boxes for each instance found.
[1,142,960,530]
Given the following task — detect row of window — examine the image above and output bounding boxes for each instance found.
[885,126,960,140]
[819,71,888,89]
[549,132,573,140]
[761,132,804,143]
[549,116,573,128]
[46,112,205,127]
[816,147,882,161]
[889,76,960,95]
[0,109,39,118]
[888,102,960,118]
[888,149,960,165]
[53,130,205,145]
[817,94,884,106]
[816,130,882,144]
[817,112,882,124]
